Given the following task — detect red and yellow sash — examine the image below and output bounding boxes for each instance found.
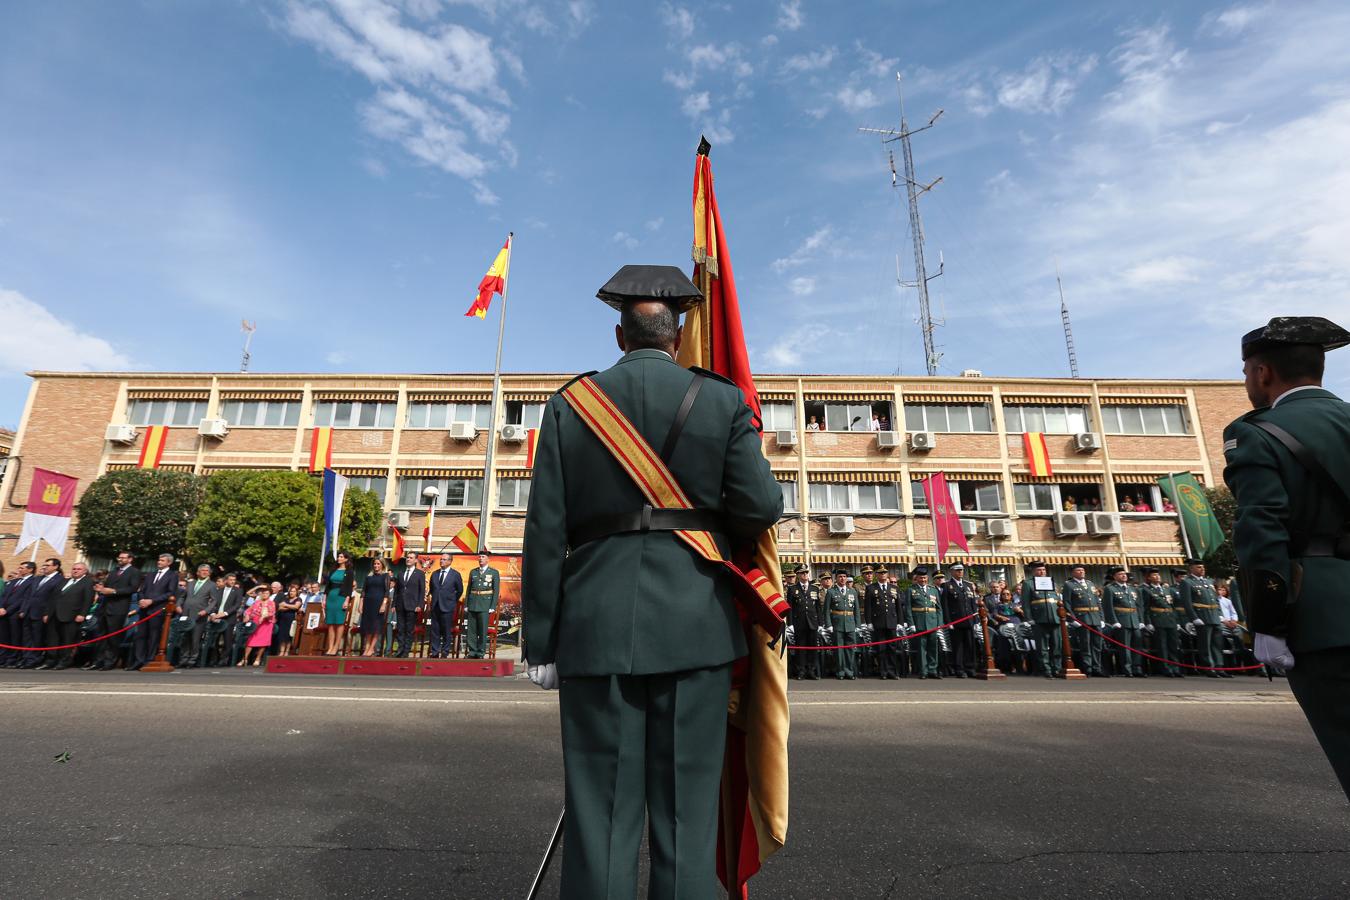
[560,376,788,633]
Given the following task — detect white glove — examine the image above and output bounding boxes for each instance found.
[527,663,559,690]
[1069,621,1081,629]
[1144,624,1155,634]
[1113,622,1123,630]
[1254,633,1295,671]
[1192,618,1204,627]
[785,625,795,642]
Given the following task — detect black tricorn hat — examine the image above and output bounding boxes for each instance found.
[1185,557,1204,566]
[1241,316,1350,360]
[597,265,704,312]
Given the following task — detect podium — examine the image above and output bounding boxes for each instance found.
[295,600,328,656]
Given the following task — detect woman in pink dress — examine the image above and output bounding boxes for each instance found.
[239,588,276,667]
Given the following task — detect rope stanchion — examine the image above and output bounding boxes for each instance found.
[1067,613,1263,672]
[0,607,167,652]
[790,612,979,651]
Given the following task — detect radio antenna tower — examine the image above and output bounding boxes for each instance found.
[1054,263,1080,378]
[240,320,257,373]
[860,73,945,376]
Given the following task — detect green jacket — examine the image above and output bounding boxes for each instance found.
[1020,580,1061,626]
[521,349,783,677]
[465,566,500,613]
[1179,575,1221,625]
[1103,582,1142,628]
[1061,578,1102,626]
[826,587,859,634]
[904,584,942,631]
[1141,582,1180,628]
[1223,387,1350,652]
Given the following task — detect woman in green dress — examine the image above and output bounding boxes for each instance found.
[323,551,354,656]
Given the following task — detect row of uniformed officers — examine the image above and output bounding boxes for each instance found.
[785,558,1245,681]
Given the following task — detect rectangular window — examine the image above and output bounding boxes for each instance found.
[505,401,545,428]
[778,480,798,512]
[345,475,388,498]
[762,402,796,431]
[911,480,929,512]
[127,398,208,427]
[497,478,532,509]
[1116,485,1161,513]
[222,400,301,428]
[315,401,395,429]
[956,481,1004,513]
[1013,483,1058,513]
[807,401,893,432]
[806,482,900,512]
[1003,404,1088,434]
[397,477,484,509]
[904,404,992,433]
[1101,404,1190,435]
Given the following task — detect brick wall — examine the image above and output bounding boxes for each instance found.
[1192,384,1251,478]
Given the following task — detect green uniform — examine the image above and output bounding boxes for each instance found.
[522,347,783,899]
[1142,582,1181,676]
[904,584,942,677]
[464,565,499,658]
[1062,577,1104,676]
[1179,574,1223,671]
[1103,582,1144,676]
[1224,385,1350,799]
[827,586,859,679]
[1020,579,1063,676]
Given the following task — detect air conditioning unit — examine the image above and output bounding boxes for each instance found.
[448,422,477,441]
[1088,512,1121,535]
[1053,512,1088,536]
[909,431,936,452]
[960,368,984,378]
[876,431,901,448]
[105,424,138,444]
[1073,432,1102,453]
[387,510,410,529]
[197,418,229,439]
[986,518,1014,538]
[959,518,980,537]
[775,429,798,446]
[827,515,855,536]
[500,423,528,442]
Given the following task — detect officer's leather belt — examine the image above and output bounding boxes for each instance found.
[1113,607,1136,613]
[1149,608,1173,613]
[912,606,938,613]
[1300,534,1350,558]
[1031,599,1057,605]
[1193,603,1218,609]
[569,505,726,548]
[1072,606,1096,612]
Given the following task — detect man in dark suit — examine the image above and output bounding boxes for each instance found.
[522,268,783,899]
[0,563,36,668]
[40,561,94,670]
[94,551,142,670]
[21,558,65,668]
[131,553,177,670]
[428,553,464,658]
[941,563,982,678]
[199,573,242,667]
[394,551,426,657]
[176,563,220,668]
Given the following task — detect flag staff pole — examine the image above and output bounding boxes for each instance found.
[927,474,943,575]
[477,232,513,553]
[1167,473,1195,559]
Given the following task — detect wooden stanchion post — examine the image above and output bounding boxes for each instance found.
[1058,601,1086,680]
[978,601,1005,681]
[141,602,176,673]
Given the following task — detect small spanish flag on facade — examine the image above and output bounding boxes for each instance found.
[309,427,333,473]
[524,427,539,469]
[464,234,511,319]
[391,526,405,561]
[423,508,434,552]
[450,519,479,554]
[1024,431,1053,477]
[138,425,168,469]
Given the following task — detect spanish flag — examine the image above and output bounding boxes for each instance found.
[138,426,168,470]
[450,519,479,554]
[391,526,405,561]
[1024,432,1053,477]
[464,235,512,319]
[309,427,333,473]
[422,508,434,552]
[524,428,539,469]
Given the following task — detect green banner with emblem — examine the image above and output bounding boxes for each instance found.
[1157,472,1226,557]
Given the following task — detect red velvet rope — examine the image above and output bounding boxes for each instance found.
[0,607,167,652]
[790,612,979,650]
[1067,613,1263,672]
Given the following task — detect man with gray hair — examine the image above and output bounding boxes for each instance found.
[130,553,178,670]
[175,563,220,667]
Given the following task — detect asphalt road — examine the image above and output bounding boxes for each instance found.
[0,670,1345,899]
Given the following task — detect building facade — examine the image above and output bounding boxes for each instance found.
[0,370,1249,583]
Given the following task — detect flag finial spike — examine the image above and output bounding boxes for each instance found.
[697,135,711,156]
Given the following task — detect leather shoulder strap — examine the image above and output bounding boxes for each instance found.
[1251,419,1350,510]
[660,373,706,464]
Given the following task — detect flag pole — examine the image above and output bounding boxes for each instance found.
[1167,473,1194,559]
[478,232,513,553]
[927,474,943,575]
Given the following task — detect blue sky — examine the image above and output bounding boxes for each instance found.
[3,0,1349,427]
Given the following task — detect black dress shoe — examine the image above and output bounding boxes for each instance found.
[53,662,71,670]
[35,663,53,670]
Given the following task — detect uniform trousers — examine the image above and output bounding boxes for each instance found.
[833,631,856,677]
[1152,627,1180,675]
[914,632,939,676]
[1115,627,1144,675]
[466,610,490,657]
[559,663,730,900]
[1196,623,1224,669]
[874,627,900,677]
[790,628,821,679]
[1286,647,1350,802]
[1070,623,1103,674]
[1033,623,1062,675]
[949,625,977,675]
[430,607,457,657]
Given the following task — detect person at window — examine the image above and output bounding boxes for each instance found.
[869,413,881,432]
[323,551,354,656]
[1161,497,1176,513]
[1086,496,1101,511]
[1119,495,1136,513]
[806,415,820,432]
[1134,497,1152,512]
[1063,495,1077,511]
[360,557,392,657]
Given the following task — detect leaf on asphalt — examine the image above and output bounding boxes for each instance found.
[53,750,72,763]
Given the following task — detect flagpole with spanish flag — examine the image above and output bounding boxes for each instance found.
[464,233,513,555]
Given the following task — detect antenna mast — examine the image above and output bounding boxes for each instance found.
[240,320,257,373]
[860,73,945,376]
[1054,264,1080,378]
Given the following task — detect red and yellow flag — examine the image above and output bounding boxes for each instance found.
[138,426,168,469]
[464,235,511,319]
[524,427,539,469]
[1024,431,1053,477]
[309,427,333,473]
[422,509,434,552]
[391,527,405,561]
[450,519,479,554]
[679,138,787,898]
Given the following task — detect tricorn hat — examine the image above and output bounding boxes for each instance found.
[1107,565,1126,576]
[597,265,704,312]
[1185,557,1204,566]
[1241,316,1350,360]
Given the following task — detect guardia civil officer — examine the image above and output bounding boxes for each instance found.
[1223,315,1350,800]
[1021,561,1063,677]
[786,564,823,680]
[464,552,498,659]
[828,569,859,679]
[1062,564,1105,676]
[1141,567,1183,677]
[866,565,902,679]
[905,567,943,679]
[1178,558,1225,677]
[1103,566,1145,677]
[940,563,981,678]
[521,266,783,897]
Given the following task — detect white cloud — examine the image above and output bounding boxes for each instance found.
[995,53,1097,114]
[961,83,994,117]
[662,69,695,91]
[835,85,881,112]
[688,42,753,78]
[681,91,711,117]
[781,46,835,75]
[1099,24,1187,127]
[788,276,816,296]
[659,3,694,39]
[772,226,833,272]
[612,231,639,249]
[776,0,804,31]
[0,289,132,372]
[645,216,664,231]
[856,45,897,79]
[360,88,487,180]
[1207,4,1269,35]
[1121,256,1204,287]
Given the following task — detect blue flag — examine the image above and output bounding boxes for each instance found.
[321,468,350,561]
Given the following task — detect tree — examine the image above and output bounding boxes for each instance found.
[1200,485,1238,577]
[186,470,383,579]
[75,469,206,562]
